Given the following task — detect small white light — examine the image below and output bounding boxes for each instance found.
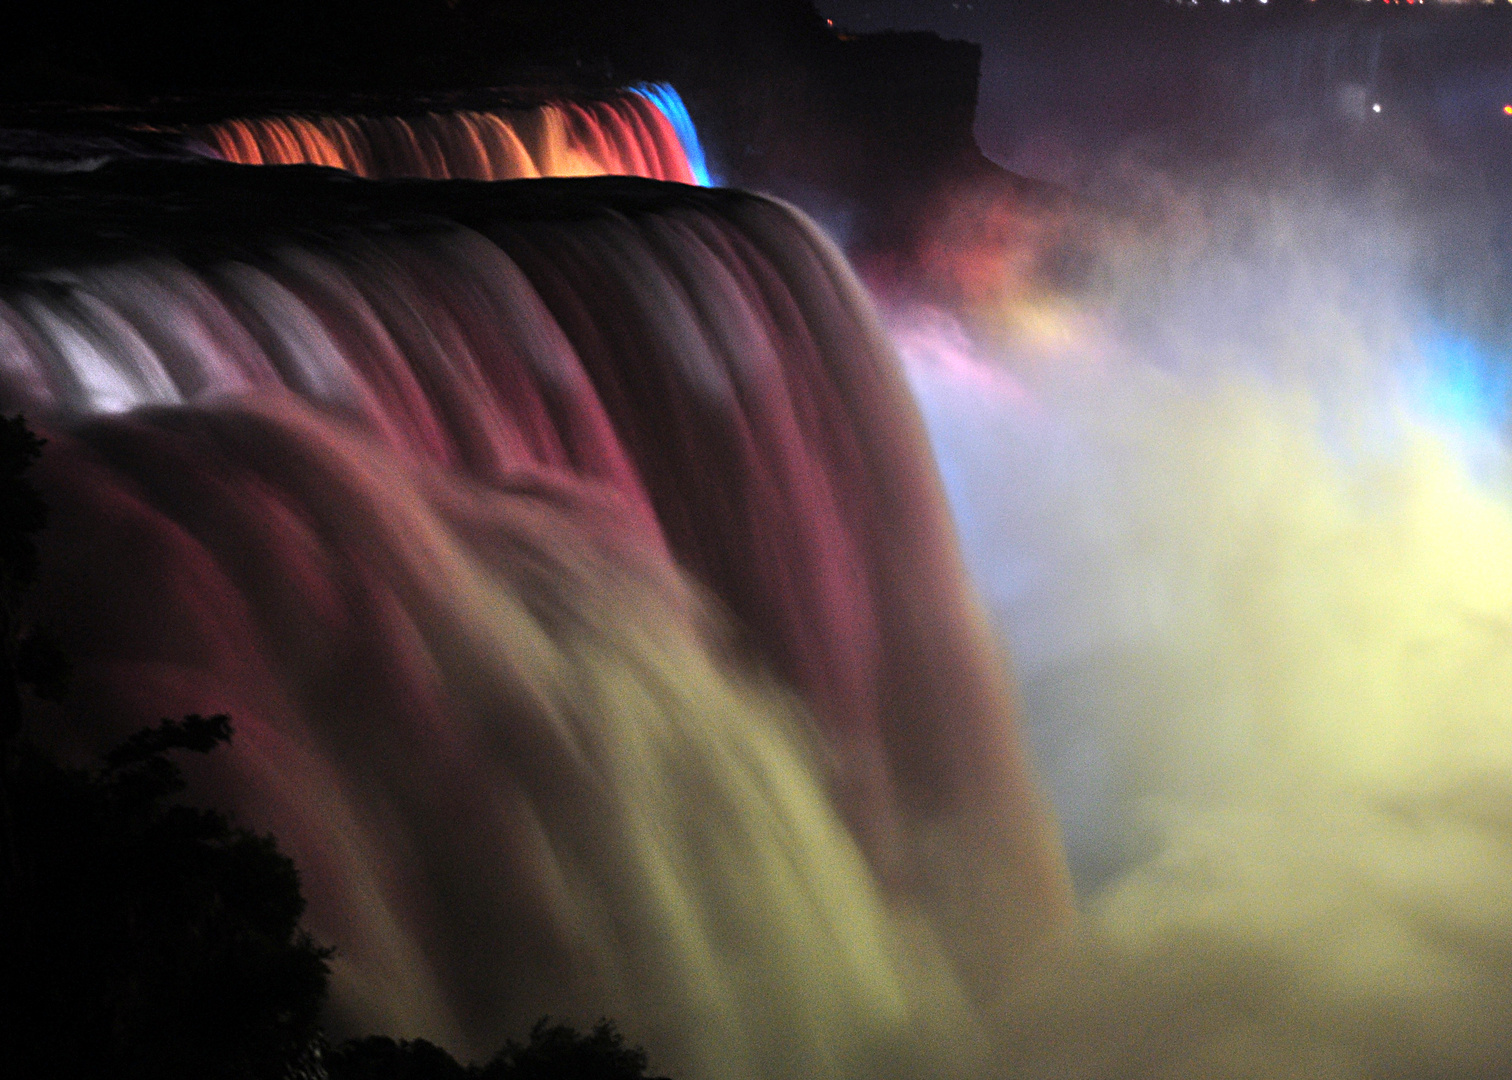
[1372,103,1382,113]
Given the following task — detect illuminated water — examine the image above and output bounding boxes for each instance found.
[0,162,1066,1078]
[898,167,1512,1076]
[195,85,707,183]
[7,80,1512,1077]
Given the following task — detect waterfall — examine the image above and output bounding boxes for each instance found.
[193,86,708,183]
[0,161,1069,1076]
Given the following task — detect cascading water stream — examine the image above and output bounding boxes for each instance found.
[24,68,1510,1079]
[0,161,1069,1077]
[192,86,709,183]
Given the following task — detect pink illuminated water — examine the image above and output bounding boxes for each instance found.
[0,169,1067,1077]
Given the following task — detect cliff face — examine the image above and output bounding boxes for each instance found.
[836,32,983,166]
[681,29,988,249]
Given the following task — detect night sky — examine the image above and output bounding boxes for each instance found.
[820,0,996,34]
[817,0,1512,182]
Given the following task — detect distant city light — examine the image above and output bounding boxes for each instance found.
[1504,104,1512,116]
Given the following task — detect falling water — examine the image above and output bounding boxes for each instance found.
[193,86,707,183]
[0,160,1068,1078]
[12,46,1511,1072]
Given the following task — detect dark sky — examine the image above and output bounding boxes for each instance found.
[812,0,1208,173]
[815,0,1296,35]
[814,0,1512,182]
[817,0,1032,37]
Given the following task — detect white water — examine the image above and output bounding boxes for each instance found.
[899,165,1512,1077]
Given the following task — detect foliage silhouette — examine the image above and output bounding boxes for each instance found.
[325,1019,671,1080]
[1,714,332,1079]
[0,420,665,1079]
[480,1018,668,1080]
[0,415,329,1078]
[326,1036,475,1080]
[0,415,67,872]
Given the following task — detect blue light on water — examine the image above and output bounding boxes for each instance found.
[1415,330,1512,435]
[632,83,715,187]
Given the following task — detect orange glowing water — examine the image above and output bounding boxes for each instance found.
[198,91,698,183]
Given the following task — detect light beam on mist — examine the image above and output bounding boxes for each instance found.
[894,167,1512,1075]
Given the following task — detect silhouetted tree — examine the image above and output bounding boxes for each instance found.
[1,714,331,1079]
[479,1019,669,1080]
[0,416,661,1077]
[327,1036,473,1080]
[325,1018,670,1080]
[0,415,330,1078]
[0,415,67,874]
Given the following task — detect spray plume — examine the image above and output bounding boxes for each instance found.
[896,145,1512,1077]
